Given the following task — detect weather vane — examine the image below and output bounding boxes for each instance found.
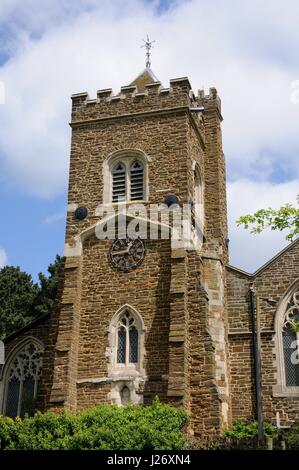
[141,35,156,69]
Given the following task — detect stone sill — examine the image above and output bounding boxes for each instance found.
[77,374,147,385]
[272,385,299,398]
[228,329,274,336]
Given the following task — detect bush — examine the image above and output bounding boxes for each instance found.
[187,420,280,450]
[284,423,299,450]
[223,419,279,440]
[0,398,188,450]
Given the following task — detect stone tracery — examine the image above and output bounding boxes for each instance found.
[4,341,43,418]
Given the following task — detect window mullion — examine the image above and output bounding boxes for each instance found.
[126,165,130,202]
[17,379,23,417]
[34,378,38,399]
[115,323,119,366]
[125,326,130,365]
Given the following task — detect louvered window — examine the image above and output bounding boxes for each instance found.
[130,161,144,201]
[111,159,145,202]
[112,162,126,202]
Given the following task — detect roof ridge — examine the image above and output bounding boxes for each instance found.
[227,236,299,278]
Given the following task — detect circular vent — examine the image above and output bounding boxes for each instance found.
[74,206,88,221]
[164,194,179,207]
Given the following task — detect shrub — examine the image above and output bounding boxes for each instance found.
[187,420,280,450]
[0,398,188,450]
[284,423,299,450]
[223,419,279,440]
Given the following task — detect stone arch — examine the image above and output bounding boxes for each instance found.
[0,337,44,417]
[107,304,146,376]
[273,279,299,397]
[106,305,146,406]
[103,149,151,204]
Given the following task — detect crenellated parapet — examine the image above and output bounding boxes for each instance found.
[70,76,200,123]
[197,86,222,120]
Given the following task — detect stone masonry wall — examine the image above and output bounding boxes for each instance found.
[227,240,299,425]
[76,235,172,407]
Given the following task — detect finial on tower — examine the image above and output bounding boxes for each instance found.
[141,35,155,69]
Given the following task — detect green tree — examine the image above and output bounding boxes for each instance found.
[0,266,39,339]
[237,195,299,241]
[33,254,64,316]
[0,255,64,339]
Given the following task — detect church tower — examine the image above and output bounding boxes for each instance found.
[41,65,231,438]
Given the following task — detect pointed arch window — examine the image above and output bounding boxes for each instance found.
[108,305,145,378]
[108,306,145,406]
[109,156,146,203]
[274,286,299,397]
[282,290,299,386]
[116,311,139,365]
[193,166,204,238]
[3,341,43,418]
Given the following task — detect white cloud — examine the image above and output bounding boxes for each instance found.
[227,179,299,273]
[0,0,298,270]
[43,211,66,224]
[0,0,299,197]
[0,248,7,268]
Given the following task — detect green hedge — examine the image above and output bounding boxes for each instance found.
[213,420,299,450]
[188,420,299,450]
[0,399,188,450]
[222,419,299,449]
[222,419,279,440]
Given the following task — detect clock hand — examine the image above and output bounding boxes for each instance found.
[113,240,135,255]
[112,249,129,255]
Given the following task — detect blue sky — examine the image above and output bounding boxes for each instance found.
[0,0,298,279]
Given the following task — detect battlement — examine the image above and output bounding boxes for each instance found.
[197,86,222,116]
[70,75,221,125]
[70,76,199,121]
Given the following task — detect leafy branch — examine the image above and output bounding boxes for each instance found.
[237,195,299,241]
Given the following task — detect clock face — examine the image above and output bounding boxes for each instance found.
[109,237,145,272]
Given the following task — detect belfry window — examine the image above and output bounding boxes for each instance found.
[112,162,126,202]
[282,291,299,386]
[111,159,144,203]
[130,161,144,201]
[116,311,139,365]
[3,341,43,418]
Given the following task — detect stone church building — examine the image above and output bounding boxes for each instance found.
[0,67,298,439]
